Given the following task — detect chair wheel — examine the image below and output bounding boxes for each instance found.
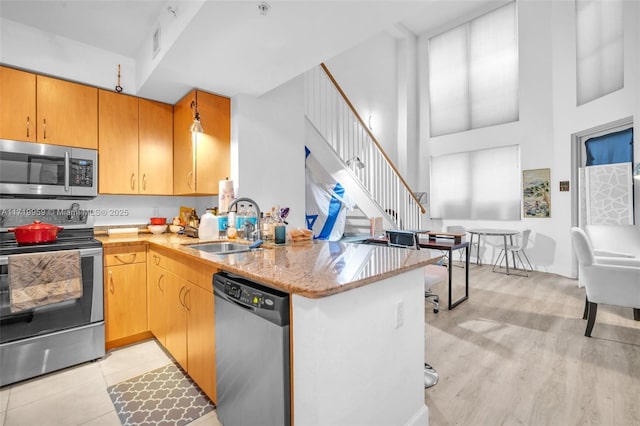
[433,308,439,314]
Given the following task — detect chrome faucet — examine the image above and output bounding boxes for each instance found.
[227,197,261,241]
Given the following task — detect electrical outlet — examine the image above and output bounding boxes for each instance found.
[394,300,404,329]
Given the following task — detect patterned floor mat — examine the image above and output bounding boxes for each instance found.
[107,363,215,425]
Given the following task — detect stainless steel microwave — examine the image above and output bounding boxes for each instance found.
[0,139,97,199]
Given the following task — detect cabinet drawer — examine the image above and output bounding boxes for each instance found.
[104,244,147,266]
[148,248,217,291]
[148,249,169,269]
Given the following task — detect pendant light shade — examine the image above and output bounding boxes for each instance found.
[190,113,203,133]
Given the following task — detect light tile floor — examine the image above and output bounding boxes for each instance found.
[0,339,222,426]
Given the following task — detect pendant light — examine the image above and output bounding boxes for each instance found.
[190,92,204,133]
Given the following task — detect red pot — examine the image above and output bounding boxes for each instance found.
[150,217,167,225]
[9,221,64,244]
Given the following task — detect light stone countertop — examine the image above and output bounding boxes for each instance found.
[96,232,441,298]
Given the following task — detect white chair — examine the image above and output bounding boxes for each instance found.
[493,229,533,276]
[570,227,640,337]
[446,225,483,265]
[585,224,640,259]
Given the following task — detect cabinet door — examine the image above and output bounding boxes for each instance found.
[195,91,230,194]
[186,282,217,402]
[36,75,98,148]
[173,90,196,195]
[0,67,36,142]
[98,90,139,194]
[165,273,188,371]
[139,99,173,195]
[104,262,147,343]
[147,262,167,346]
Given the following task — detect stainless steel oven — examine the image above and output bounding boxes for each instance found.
[0,209,104,387]
[0,139,97,199]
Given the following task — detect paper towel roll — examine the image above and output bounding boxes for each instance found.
[219,179,235,213]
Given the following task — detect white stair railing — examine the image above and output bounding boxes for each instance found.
[304,64,425,230]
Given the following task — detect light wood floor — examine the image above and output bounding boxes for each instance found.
[424,263,640,426]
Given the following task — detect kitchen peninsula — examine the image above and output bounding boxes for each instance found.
[99,232,437,425]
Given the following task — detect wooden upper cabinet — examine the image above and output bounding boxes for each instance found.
[98,90,139,194]
[174,89,230,195]
[0,66,37,142]
[99,92,173,195]
[196,91,231,194]
[173,91,196,194]
[36,75,98,148]
[139,99,173,195]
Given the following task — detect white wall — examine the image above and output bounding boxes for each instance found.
[1,18,136,94]
[231,77,307,231]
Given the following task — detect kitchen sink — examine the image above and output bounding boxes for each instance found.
[189,242,252,255]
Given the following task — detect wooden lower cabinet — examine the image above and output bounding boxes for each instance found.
[164,273,188,370]
[185,282,216,400]
[147,259,167,346]
[104,245,148,349]
[147,247,217,402]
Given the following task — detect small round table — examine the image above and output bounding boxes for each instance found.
[466,228,521,274]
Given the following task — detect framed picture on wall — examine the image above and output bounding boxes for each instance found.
[523,168,550,218]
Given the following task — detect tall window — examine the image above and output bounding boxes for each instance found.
[428,2,519,137]
[576,0,624,106]
[430,145,521,220]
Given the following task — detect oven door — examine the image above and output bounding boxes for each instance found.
[0,247,103,344]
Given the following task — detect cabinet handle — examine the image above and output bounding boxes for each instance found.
[42,118,47,139]
[178,286,187,308]
[26,116,30,138]
[109,270,114,294]
[153,254,160,265]
[183,287,191,312]
[158,274,164,293]
[130,173,135,191]
[114,253,136,264]
[187,171,194,190]
[142,174,147,191]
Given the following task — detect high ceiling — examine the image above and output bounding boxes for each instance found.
[0,0,506,103]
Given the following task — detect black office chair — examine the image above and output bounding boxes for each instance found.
[385,230,441,388]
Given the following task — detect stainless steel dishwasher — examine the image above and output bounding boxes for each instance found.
[213,271,290,426]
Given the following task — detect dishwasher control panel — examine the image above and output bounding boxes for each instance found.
[223,281,275,310]
[213,272,290,326]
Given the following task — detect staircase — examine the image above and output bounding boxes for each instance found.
[304,64,425,233]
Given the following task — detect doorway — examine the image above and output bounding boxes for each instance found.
[570,117,635,276]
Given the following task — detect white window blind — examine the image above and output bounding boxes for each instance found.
[430,145,521,220]
[428,2,519,137]
[576,0,624,105]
